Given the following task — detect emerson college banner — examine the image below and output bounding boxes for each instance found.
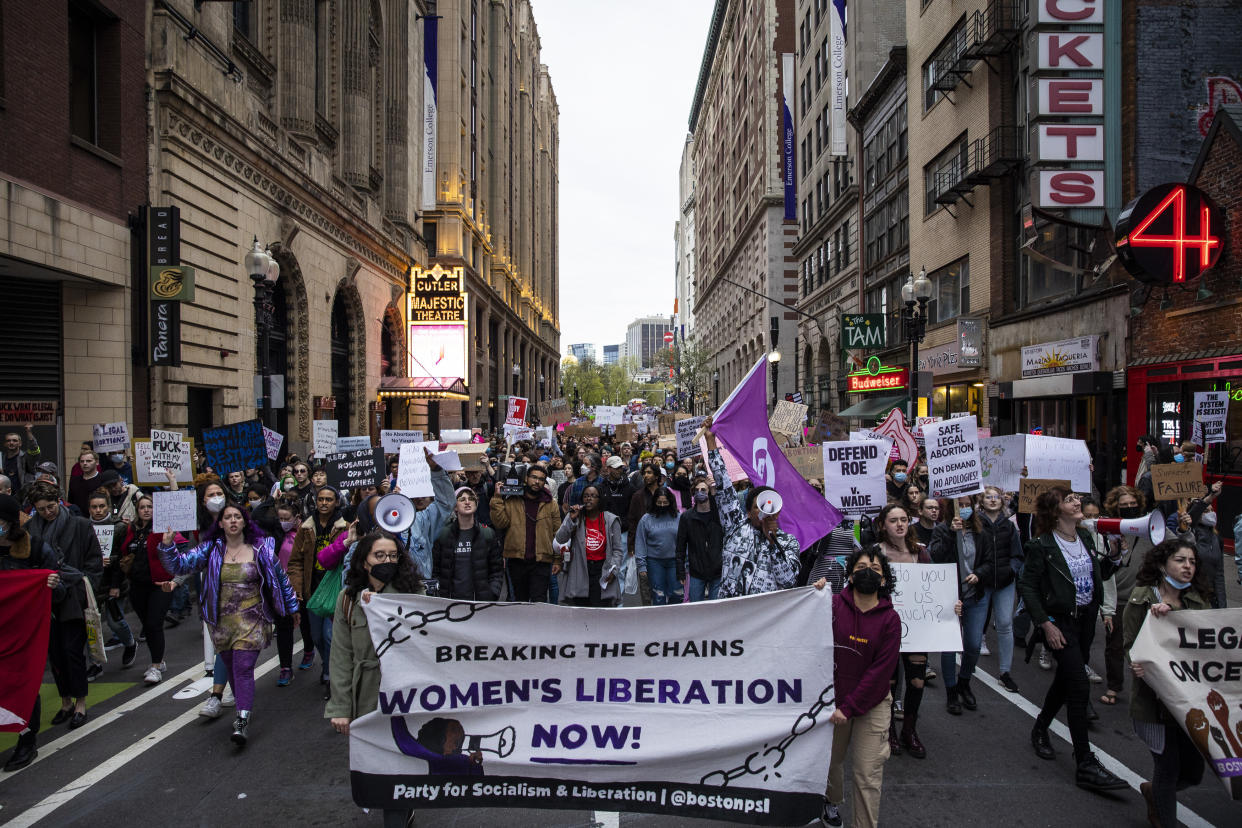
[350,589,836,824]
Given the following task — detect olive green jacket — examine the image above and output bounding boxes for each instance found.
[1122,583,1210,724]
[324,582,424,721]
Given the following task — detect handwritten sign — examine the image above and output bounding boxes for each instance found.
[503,424,535,443]
[92,524,115,560]
[1151,462,1207,500]
[312,420,339,457]
[822,441,888,517]
[324,447,384,490]
[133,439,195,485]
[785,446,824,482]
[380,429,424,453]
[446,443,489,470]
[201,420,266,475]
[149,429,185,472]
[395,442,433,497]
[924,418,983,498]
[675,416,706,459]
[769,400,808,438]
[1023,435,1092,493]
[978,435,1026,492]
[812,410,848,443]
[594,405,624,426]
[263,426,284,461]
[1018,478,1073,514]
[93,422,130,453]
[541,398,571,425]
[152,489,198,532]
[1193,391,1229,445]
[889,563,964,653]
[440,429,472,443]
[0,400,57,425]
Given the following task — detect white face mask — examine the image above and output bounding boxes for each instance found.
[248,499,263,510]
[1201,511,1218,528]
[279,519,298,532]
[206,496,226,514]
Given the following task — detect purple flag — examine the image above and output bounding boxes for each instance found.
[712,357,843,550]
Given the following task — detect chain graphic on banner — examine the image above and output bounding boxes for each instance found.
[375,601,506,656]
[699,683,835,786]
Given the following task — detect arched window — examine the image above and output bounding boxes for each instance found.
[331,292,353,434]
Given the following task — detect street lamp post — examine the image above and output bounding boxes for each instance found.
[245,237,280,430]
[539,373,545,404]
[901,267,933,422]
[768,349,782,413]
[713,370,719,409]
[512,363,521,398]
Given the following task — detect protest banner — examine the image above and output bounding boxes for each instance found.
[337,435,373,452]
[0,570,53,733]
[503,424,535,443]
[870,408,918,466]
[381,430,425,453]
[675,416,706,459]
[152,489,198,532]
[92,422,130,453]
[505,397,528,426]
[396,442,433,497]
[1193,391,1229,445]
[811,410,848,443]
[0,400,57,425]
[1023,435,1092,493]
[1129,608,1242,799]
[133,439,195,485]
[201,420,266,475]
[1018,478,1072,513]
[1151,461,1207,500]
[351,588,836,825]
[149,429,185,473]
[445,443,489,470]
[594,405,624,426]
[440,429,472,444]
[821,441,888,517]
[92,524,115,560]
[313,420,339,456]
[540,398,571,425]
[913,416,941,446]
[263,426,284,461]
[889,563,964,653]
[769,400,808,438]
[978,435,1025,492]
[325,447,385,490]
[924,418,983,498]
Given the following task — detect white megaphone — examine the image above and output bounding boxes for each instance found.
[374,492,417,534]
[465,725,517,758]
[755,490,783,516]
[1082,511,1166,545]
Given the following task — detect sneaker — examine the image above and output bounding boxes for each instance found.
[137,634,146,643]
[158,661,167,673]
[143,666,162,685]
[1038,647,1053,671]
[891,699,904,721]
[1075,753,1127,792]
[221,687,235,708]
[199,696,223,718]
[276,668,293,687]
[820,801,842,827]
[299,651,315,670]
[230,715,249,747]
[104,636,123,651]
[998,672,1020,693]
[86,663,103,682]
[924,668,937,683]
[979,640,991,656]
[122,645,138,668]
[1085,664,1103,684]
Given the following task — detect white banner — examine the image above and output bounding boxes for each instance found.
[924,418,983,498]
[349,590,836,824]
[821,441,887,517]
[594,406,625,426]
[382,430,426,454]
[889,563,964,653]
[396,442,433,497]
[1023,435,1092,493]
[1129,608,1242,800]
[313,420,339,457]
[978,435,1026,492]
[1193,391,1229,445]
[828,0,846,155]
[441,429,473,444]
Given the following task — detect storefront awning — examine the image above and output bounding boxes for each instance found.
[378,376,469,401]
[838,394,908,419]
[998,372,1113,399]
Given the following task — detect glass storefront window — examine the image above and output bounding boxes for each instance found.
[931,382,981,424]
[1147,378,1242,475]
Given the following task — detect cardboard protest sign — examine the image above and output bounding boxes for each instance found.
[445,443,489,469]
[924,417,983,498]
[811,410,848,443]
[1023,435,1092,493]
[594,405,624,426]
[1018,478,1072,513]
[201,420,266,475]
[1129,609,1242,800]
[395,442,433,497]
[152,489,198,532]
[614,423,637,443]
[336,435,373,452]
[93,422,130,453]
[769,400,808,437]
[312,420,339,456]
[262,426,284,461]
[324,447,385,490]
[540,398,571,425]
[0,400,57,425]
[1151,461,1207,500]
[381,430,424,453]
[1193,391,1229,445]
[700,438,748,482]
[785,446,824,482]
[675,416,706,459]
[149,429,185,473]
[870,408,918,465]
[979,435,1026,493]
[566,424,602,439]
[889,563,964,653]
[505,397,529,426]
[133,439,195,485]
[821,441,888,517]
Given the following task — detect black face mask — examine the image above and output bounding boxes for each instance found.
[852,568,882,595]
[1119,506,1142,520]
[370,562,399,586]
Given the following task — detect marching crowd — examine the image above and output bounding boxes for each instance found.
[0,418,1236,828]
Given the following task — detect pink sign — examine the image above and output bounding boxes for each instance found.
[871,408,919,466]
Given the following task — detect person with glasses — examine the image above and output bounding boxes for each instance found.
[289,462,314,515]
[676,475,723,601]
[433,487,503,600]
[490,465,563,602]
[1018,487,1127,792]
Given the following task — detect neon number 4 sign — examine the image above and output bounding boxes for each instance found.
[1127,186,1219,282]
[1116,183,1225,285]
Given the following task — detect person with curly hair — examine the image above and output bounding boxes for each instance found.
[1097,485,1151,707]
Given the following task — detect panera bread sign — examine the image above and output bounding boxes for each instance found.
[148,206,182,367]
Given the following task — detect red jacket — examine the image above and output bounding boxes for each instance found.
[122,524,185,583]
[832,588,901,719]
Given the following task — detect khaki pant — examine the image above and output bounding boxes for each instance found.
[825,693,891,828]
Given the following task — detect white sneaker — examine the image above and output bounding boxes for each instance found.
[1085,664,1103,683]
[221,687,235,708]
[1038,647,1053,671]
[980,640,991,656]
[143,666,162,685]
[158,661,167,673]
[199,696,223,718]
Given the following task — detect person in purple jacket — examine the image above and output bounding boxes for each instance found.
[814,545,901,828]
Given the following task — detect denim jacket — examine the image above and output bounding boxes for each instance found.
[160,534,298,628]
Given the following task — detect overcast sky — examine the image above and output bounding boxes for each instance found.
[532,0,716,357]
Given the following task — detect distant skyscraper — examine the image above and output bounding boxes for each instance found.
[568,343,596,363]
[603,344,620,365]
[625,316,672,369]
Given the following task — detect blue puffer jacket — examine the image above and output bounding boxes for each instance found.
[160,535,298,628]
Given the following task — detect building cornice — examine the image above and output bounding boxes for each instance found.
[848,46,907,130]
[688,0,730,133]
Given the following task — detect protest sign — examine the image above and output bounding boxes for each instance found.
[201,420,266,475]
[821,441,888,517]
[566,424,602,439]
[149,429,185,473]
[700,438,748,483]
[614,423,637,443]
[913,416,942,446]
[263,426,284,461]
[924,418,983,498]
[675,416,706,459]
[1023,435,1092,493]
[889,563,964,653]
[505,397,528,426]
[381,430,425,453]
[395,442,433,497]
[445,443,489,470]
[1193,392,1229,445]
[540,398,571,425]
[133,439,195,485]
[1018,478,1072,513]
[432,451,463,471]
[978,435,1026,492]
[594,405,624,426]
[1129,609,1242,800]
[440,429,472,444]
[324,447,385,490]
[769,400,808,438]
[811,410,848,443]
[336,435,373,452]
[93,422,130,453]
[503,424,535,443]
[785,446,824,482]
[0,400,57,425]
[870,408,918,465]
[352,588,836,825]
[1151,461,1207,500]
[92,524,115,559]
[152,489,198,532]
[313,420,339,456]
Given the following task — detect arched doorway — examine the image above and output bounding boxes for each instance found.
[331,293,353,435]
[268,285,291,441]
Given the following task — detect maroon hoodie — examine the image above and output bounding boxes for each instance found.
[832,587,901,719]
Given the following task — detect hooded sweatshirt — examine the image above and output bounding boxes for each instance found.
[832,587,901,719]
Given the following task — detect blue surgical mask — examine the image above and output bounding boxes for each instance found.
[958,507,973,520]
[1173,454,1185,463]
[894,472,907,483]
[1164,573,1192,591]
[665,461,675,470]
[110,454,125,464]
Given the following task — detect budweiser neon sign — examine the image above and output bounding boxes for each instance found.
[847,357,908,393]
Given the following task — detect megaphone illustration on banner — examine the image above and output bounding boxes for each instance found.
[374,492,417,534]
[1083,511,1166,545]
[755,490,783,516]
[466,725,517,758]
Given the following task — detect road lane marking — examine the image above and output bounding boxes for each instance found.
[4,652,284,827]
[973,665,1213,828]
[594,811,619,828]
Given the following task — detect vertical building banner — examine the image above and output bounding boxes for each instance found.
[148,206,182,367]
[829,0,847,155]
[781,53,796,221]
[421,16,439,213]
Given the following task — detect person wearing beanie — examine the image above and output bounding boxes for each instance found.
[432,486,503,600]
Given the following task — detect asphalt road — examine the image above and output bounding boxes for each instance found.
[1,576,1239,828]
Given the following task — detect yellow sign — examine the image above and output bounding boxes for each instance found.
[149,265,195,302]
[409,264,465,324]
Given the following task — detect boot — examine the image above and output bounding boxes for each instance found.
[3,734,37,772]
[887,720,902,756]
[957,676,977,711]
[945,685,963,716]
[1076,752,1127,792]
[899,716,927,759]
[231,711,250,747]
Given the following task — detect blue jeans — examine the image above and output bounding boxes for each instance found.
[942,581,1016,686]
[645,557,682,605]
[104,599,135,646]
[688,575,721,602]
[308,610,334,680]
[214,653,228,686]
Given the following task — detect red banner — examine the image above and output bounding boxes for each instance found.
[0,570,53,731]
